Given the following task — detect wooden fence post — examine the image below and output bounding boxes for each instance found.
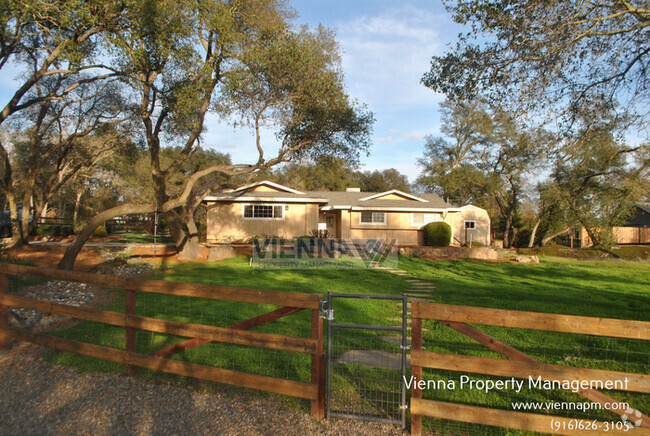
[125,289,136,376]
[311,308,325,419]
[411,313,423,436]
[0,274,8,349]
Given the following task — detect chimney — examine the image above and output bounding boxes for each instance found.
[345,187,361,192]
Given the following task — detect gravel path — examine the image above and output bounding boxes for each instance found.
[0,342,406,436]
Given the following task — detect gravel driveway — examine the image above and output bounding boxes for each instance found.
[0,342,406,436]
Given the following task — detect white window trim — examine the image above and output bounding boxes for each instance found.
[411,213,440,227]
[359,211,386,225]
[464,220,477,230]
[241,203,286,220]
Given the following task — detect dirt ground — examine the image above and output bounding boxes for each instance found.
[1,244,215,271]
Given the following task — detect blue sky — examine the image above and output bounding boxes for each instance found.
[211,1,463,182]
[0,1,463,183]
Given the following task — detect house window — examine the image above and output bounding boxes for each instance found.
[412,213,440,226]
[464,220,476,229]
[360,211,386,224]
[243,204,284,219]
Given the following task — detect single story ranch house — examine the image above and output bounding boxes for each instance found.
[203,181,490,246]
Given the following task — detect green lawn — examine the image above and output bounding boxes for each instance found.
[109,232,173,244]
[38,255,649,433]
[398,256,649,434]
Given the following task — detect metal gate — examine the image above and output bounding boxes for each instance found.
[326,293,408,428]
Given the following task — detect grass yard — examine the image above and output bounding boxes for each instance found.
[110,233,174,244]
[36,254,649,434]
[398,256,649,434]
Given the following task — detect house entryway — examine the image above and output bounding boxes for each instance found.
[326,293,408,428]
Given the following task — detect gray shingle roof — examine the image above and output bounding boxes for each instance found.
[206,189,452,210]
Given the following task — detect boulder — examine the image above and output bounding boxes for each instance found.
[398,247,414,257]
[515,255,533,264]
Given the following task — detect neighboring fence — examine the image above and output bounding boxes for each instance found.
[580,226,650,247]
[410,302,650,436]
[613,227,650,245]
[0,263,326,418]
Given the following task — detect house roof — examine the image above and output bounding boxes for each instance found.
[311,191,453,210]
[204,181,456,211]
[637,203,650,214]
[231,180,305,195]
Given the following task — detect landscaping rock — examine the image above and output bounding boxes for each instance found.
[113,261,155,277]
[402,246,498,261]
[530,255,540,264]
[178,241,203,261]
[515,255,533,264]
[398,247,413,257]
[207,245,236,261]
[9,281,96,328]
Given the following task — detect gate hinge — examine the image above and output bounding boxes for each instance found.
[399,405,409,410]
[319,299,334,321]
[400,344,411,350]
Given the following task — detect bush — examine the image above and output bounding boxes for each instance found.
[93,225,108,237]
[36,224,72,237]
[423,222,451,247]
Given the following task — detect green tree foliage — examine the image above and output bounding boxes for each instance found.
[270,156,411,192]
[7,76,129,243]
[57,0,374,269]
[416,100,547,247]
[546,101,649,247]
[0,0,124,246]
[423,221,451,247]
[354,168,411,192]
[422,0,649,120]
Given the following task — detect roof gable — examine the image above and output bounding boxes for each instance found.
[359,190,428,203]
[233,180,304,195]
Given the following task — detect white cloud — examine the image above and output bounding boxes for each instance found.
[336,6,449,108]
[401,132,424,140]
[375,135,393,142]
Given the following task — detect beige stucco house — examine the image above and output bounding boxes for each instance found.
[204,181,491,246]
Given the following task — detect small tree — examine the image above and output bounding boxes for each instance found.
[423,222,452,247]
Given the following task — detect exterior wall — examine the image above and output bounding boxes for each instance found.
[346,211,444,245]
[206,202,319,243]
[340,210,351,238]
[452,205,491,246]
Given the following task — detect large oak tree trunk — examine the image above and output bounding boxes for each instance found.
[528,219,541,248]
[502,213,513,248]
[7,191,23,248]
[541,227,570,246]
[177,212,202,260]
[58,203,155,270]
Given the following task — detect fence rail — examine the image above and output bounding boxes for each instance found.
[0,263,326,418]
[410,302,650,436]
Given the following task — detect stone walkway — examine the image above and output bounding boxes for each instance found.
[374,266,436,301]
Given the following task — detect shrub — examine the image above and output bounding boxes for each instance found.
[93,225,108,237]
[423,222,451,247]
[35,224,74,237]
[309,229,331,238]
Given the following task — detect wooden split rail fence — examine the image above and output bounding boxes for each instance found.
[0,263,326,418]
[410,302,650,435]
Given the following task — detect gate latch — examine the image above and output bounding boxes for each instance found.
[319,299,334,321]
